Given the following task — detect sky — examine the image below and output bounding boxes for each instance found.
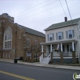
[0,0,80,33]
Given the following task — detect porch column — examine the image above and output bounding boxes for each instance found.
[50,44,53,63]
[60,43,63,63]
[50,44,52,52]
[72,42,74,51]
[72,42,76,63]
[61,43,63,52]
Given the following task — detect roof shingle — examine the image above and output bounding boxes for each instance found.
[45,18,80,31]
[18,25,45,37]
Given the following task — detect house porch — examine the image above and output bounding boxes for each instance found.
[40,40,79,63]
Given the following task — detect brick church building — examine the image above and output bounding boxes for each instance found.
[0,13,45,61]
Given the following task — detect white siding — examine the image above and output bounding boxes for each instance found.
[45,25,78,42]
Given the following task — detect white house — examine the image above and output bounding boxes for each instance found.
[39,17,80,64]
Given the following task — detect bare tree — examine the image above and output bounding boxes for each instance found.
[31,43,41,61]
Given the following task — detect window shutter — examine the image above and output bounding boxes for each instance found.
[52,34,54,40]
[72,30,75,38]
[66,31,68,39]
[56,33,58,40]
[47,34,49,41]
[62,32,64,39]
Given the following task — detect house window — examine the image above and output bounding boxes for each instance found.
[47,33,54,41]
[34,39,38,47]
[5,41,11,48]
[3,27,12,49]
[5,34,11,40]
[66,30,74,39]
[26,38,31,47]
[56,32,63,40]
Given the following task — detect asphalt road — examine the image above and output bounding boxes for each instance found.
[0,62,80,80]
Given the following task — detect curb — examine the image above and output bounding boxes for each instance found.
[18,62,80,71]
[0,60,80,71]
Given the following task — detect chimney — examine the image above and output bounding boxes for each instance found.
[64,17,67,22]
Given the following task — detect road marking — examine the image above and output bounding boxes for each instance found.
[0,70,35,80]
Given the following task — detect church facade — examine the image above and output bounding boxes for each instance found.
[0,13,45,62]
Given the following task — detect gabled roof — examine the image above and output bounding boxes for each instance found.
[45,18,80,31]
[18,25,45,37]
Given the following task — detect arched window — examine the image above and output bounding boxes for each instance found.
[34,39,38,47]
[3,27,12,49]
[26,38,31,47]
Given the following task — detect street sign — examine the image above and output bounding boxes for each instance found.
[26,53,31,57]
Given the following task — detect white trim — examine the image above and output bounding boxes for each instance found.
[50,44,52,52]
[72,41,75,51]
[40,39,77,45]
[61,43,63,52]
[41,45,43,52]
[3,27,12,49]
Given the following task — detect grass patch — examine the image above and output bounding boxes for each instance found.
[50,63,80,66]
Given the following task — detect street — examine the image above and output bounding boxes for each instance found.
[0,62,80,80]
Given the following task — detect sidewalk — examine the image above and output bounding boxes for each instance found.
[0,59,80,70]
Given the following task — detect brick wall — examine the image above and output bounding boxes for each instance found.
[0,14,45,61]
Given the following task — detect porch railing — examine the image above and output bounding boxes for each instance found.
[47,53,51,63]
[39,53,43,62]
[63,52,72,57]
[53,51,73,57]
[53,51,60,57]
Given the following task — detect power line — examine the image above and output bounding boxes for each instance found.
[14,0,58,18]
[13,0,48,16]
[65,0,72,20]
[31,8,80,24]
[13,0,57,17]
[15,0,73,21]
[59,0,67,16]
[15,3,61,21]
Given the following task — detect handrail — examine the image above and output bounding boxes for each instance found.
[47,53,51,63]
[39,53,43,62]
[63,52,72,57]
[39,53,51,64]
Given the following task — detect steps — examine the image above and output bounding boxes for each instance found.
[39,53,51,64]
